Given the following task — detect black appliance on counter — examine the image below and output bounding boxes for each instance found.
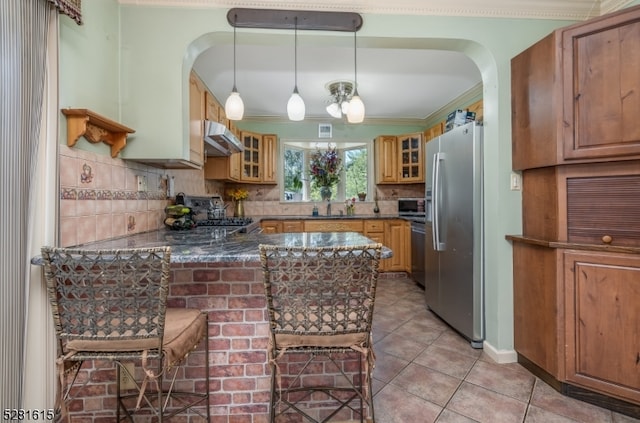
[171,194,255,231]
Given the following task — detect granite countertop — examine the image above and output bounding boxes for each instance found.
[259,214,400,220]
[33,226,392,265]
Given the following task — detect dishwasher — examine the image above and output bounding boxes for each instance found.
[410,219,426,287]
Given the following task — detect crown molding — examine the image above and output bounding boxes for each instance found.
[118,0,635,21]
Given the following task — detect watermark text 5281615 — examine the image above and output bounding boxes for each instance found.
[3,409,55,421]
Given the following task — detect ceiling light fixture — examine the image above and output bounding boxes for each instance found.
[325,80,353,119]
[287,16,305,121]
[346,20,365,123]
[225,14,244,121]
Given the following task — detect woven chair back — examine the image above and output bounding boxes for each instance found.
[41,247,171,352]
[259,244,382,338]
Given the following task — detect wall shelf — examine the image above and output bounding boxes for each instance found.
[61,108,135,158]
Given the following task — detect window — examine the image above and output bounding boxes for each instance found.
[281,140,372,202]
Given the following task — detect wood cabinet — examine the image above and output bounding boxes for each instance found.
[364,220,387,271]
[303,219,364,233]
[510,6,640,415]
[384,220,410,272]
[375,132,424,184]
[206,130,277,184]
[522,161,640,247]
[511,5,640,170]
[564,250,640,404]
[258,218,410,272]
[282,220,304,233]
[260,220,282,234]
[374,136,398,183]
[262,134,277,183]
[424,123,443,143]
[188,72,205,167]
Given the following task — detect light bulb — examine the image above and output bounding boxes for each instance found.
[225,90,244,121]
[347,94,365,123]
[287,89,305,121]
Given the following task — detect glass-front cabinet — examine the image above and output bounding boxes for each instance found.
[375,132,424,184]
[242,131,261,182]
[399,133,423,182]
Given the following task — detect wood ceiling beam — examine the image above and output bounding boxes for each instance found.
[227,8,363,32]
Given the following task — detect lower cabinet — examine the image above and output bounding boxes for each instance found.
[511,237,640,410]
[259,218,410,272]
[383,220,410,272]
[564,250,640,405]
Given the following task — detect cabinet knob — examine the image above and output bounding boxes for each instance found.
[601,235,613,244]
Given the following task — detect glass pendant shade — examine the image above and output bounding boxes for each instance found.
[326,102,341,118]
[347,92,365,123]
[225,89,244,120]
[287,88,305,121]
[226,16,243,121]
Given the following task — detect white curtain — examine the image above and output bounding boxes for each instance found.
[24,8,60,408]
[0,0,58,409]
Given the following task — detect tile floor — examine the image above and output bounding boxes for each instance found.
[371,275,640,423]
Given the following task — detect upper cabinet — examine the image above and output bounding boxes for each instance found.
[375,132,424,184]
[188,72,206,167]
[205,129,277,184]
[511,5,640,170]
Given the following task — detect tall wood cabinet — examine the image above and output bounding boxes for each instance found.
[510,5,640,416]
[511,6,640,170]
[374,132,424,184]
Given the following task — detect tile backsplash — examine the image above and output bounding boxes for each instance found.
[58,144,423,246]
[58,145,219,247]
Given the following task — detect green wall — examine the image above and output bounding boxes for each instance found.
[60,1,635,354]
[59,0,120,155]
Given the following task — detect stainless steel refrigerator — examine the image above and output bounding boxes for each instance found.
[425,121,484,348]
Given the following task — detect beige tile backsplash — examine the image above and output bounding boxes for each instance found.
[58,145,423,246]
[58,145,210,247]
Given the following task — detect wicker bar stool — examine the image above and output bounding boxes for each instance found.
[259,243,382,423]
[40,246,210,422]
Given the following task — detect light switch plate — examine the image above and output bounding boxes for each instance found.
[510,172,521,191]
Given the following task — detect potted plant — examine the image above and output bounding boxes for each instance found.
[357,192,366,201]
[291,174,303,201]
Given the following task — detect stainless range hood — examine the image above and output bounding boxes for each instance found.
[204,121,244,157]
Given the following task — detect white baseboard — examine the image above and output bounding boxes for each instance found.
[482,340,518,364]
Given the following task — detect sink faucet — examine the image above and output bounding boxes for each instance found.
[326,201,331,216]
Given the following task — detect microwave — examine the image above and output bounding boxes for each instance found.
[398,198,425,216]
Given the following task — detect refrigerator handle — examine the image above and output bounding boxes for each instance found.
[432,152,441,251]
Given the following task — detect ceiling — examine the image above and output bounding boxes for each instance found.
[162,0,634,122]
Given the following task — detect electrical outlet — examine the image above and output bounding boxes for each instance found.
[119,362,136,391]
[510,172,522,191]
[136,175,147,192]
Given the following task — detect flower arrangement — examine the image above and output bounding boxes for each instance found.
[309,146,342,189]
[345,197,356,216]
[229,188,249,201]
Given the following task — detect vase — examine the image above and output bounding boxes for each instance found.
[234,200,245,218]
[320,186,333,201]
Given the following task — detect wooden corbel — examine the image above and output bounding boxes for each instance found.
[61,108,135,158]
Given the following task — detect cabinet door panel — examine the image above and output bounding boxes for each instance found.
[375,136,398,183]
[563,11,640,160]
[564,251,640,403]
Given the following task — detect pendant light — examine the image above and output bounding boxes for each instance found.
[347,22,365,124]
[287,16,305,121]
[225,14,244,121]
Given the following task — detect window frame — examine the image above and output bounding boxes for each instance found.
[280,139,373,203]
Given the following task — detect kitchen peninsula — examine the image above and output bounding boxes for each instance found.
[34,227,391,421]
